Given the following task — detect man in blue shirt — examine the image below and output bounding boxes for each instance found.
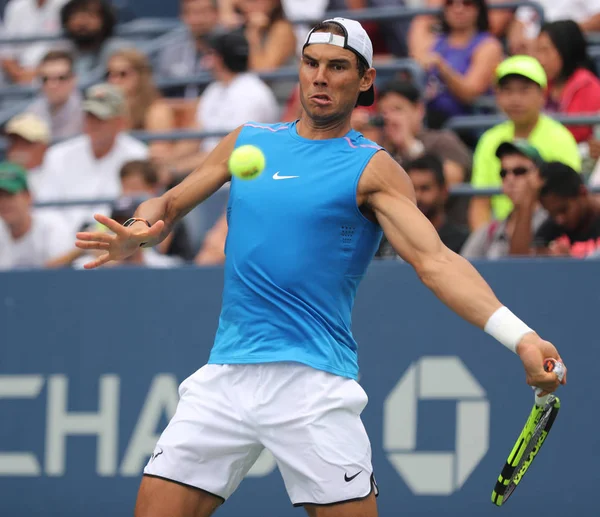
[76,17,567,517]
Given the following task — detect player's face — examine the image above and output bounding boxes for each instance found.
[408,169,446,219]
[496,78,544,125]
[299,44,375,125]
[540,192,586,231]
[0,190,30,225]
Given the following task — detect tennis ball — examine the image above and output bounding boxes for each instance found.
[228,145,266,180]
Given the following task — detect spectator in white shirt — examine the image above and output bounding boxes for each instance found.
[198,27,279,152]
[1,0,69,84]
[27,50,84,140]
[167,27,279,173]
[4,112,50,198]
[0,162,73,268]
[38,82,148,235]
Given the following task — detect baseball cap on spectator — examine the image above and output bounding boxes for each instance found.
[0,162,28,193]
[83,83,126,120]
[496,55,547,88]
[5,113,50,144]
[304,17,374,106]
[206,28,249,73]
[495,140,545,167]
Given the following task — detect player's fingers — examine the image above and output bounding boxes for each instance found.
[94,214,127,235]
[76,231,114,243]
[83,252,112,270]
[75,241,110,250]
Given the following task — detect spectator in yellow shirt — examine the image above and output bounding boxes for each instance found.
[469,55,580,229]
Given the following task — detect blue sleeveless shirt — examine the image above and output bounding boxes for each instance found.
[207,121,383,379]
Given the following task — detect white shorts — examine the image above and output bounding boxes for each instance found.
[144,363,377,506]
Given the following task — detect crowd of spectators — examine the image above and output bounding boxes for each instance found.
[2,0,600,270]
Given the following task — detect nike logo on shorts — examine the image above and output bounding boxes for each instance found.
[344,470,362,482]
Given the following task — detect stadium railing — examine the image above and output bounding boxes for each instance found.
[444,113,600,131]
[32,183,600,210]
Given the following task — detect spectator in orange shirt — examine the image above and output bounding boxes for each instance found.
[535,20,600,143]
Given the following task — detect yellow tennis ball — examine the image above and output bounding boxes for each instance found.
[228,145,266,180]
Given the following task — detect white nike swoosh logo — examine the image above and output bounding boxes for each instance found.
[273,171,299,180]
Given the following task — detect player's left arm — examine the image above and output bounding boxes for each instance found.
[359,152,566,392]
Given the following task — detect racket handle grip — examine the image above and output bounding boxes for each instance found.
[534,358,565,406]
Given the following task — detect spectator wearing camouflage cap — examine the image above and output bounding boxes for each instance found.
[4,113,50,198]
[0,162,73,269]
[462,140,548,259]
[37,83,148,236]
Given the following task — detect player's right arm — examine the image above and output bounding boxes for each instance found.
[359,152,566,394]
[75,126,242,269]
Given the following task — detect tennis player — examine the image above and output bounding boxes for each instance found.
[75,18,567,517]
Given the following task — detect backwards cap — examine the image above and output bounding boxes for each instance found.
[303,17,374,106]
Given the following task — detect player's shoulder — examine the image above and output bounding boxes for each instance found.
[360,148,412,196]
[239,121,292,138]
[346,129,383,151]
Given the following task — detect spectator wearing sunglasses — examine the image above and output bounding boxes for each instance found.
[462,140,547,259]
[26,50,83,140]
[418,0,503,139]
[469,55,580,230]
[106,48,178,171]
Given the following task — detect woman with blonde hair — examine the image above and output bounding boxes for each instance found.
[106,48,177,169]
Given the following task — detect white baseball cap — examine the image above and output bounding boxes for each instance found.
[303,17,375,106]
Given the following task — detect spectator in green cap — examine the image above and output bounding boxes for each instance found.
[469,55,581,230]
[0,162,73,269]
[462,139,548,259]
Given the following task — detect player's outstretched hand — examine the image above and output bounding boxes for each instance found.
[75,214,164,269]
[516,332,567,396]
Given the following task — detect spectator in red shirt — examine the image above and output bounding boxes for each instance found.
[535,19,600,143]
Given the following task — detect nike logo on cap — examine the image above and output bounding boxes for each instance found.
[273,171,299,180]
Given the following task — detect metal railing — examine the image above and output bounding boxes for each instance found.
[445,113,600,131]
[32,183,600,209]
[154,58,425,91]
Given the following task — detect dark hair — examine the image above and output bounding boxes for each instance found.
[119,160,159,187]
[539,161,583,199]
[540,20,597,82]
[208,28,249,73]
[307,21,368,78]
[378,80,421,104]
[60,0,116,40]
[40,50,74,69]
[405,154,446,188]
[441,0,489,34]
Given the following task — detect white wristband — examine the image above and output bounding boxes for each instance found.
[484,306,534,353]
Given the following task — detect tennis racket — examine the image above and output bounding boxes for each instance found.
[491,358,565,507]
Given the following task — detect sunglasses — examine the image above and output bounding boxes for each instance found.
[41,74,72,84]
[499,166,531,179]
[106,69,133,80]
[445,0,476,6]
